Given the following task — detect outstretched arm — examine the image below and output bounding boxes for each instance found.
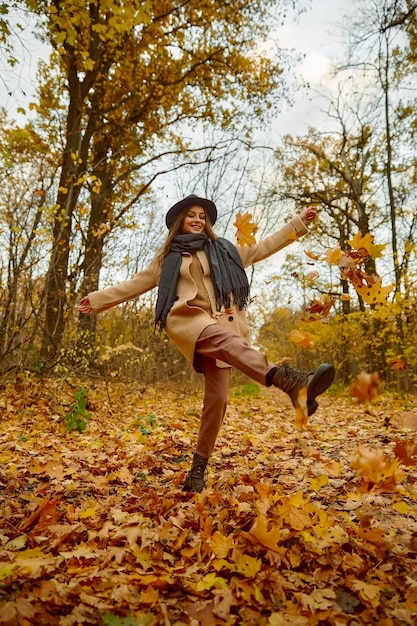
[74,258,160,314]
[239,207,316,267]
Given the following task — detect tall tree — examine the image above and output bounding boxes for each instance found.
[273,107,381,311]
[268,0,417,312]
[0,110,58,370]
[345,0,417,298]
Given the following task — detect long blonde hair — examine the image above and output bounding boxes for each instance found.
[155,207,218,265]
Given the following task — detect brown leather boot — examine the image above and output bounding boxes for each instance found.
[272,362,335,416]
[183,453,208,493]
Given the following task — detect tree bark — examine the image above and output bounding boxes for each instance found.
[40,66,85,364]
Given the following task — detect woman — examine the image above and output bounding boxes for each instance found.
[77,195,335,492]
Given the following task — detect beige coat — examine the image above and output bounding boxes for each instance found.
[87,215,308,368]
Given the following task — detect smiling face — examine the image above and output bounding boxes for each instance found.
[181,205,207,234]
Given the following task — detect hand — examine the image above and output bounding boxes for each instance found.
[76,297,92,314]
[299,205,317,224]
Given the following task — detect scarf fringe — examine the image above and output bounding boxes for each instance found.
[215,286,248,312]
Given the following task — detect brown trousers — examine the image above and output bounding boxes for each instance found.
[193,325,275,458]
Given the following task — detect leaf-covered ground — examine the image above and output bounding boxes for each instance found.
[1,376,417,625]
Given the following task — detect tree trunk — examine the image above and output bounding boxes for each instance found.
[76,161,111,364]
[40,77,84,364]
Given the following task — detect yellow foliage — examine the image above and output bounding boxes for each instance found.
[195,572,228,591]
[78,506,97,519]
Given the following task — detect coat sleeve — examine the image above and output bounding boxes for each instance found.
[87,259,160,313]
[238,215,308,267]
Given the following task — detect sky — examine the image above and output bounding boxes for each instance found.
[0,17,46,118]
[271,0,349,137]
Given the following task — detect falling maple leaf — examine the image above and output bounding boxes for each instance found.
[348,232,387,260]
[388,358,407,371]
[394,439,417,466]
[351,371,380,403]
[289,329,315,348]
[349,445,404,490]
[325,245,343,265]
[304,249,322,261]
[352,277,393,305]
[303,294,336,321]
[233,212,258,246]
[320,232,392,310]
[294,386,308,430]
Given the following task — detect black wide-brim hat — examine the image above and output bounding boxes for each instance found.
[165,194,217,229]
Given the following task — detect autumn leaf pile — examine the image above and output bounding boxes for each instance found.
[1,376,417,625]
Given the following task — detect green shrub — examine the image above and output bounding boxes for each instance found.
[65,387,91,433]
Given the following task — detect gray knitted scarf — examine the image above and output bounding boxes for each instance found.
[155,233,249,331]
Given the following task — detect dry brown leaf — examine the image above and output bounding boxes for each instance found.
[1,378,417,625]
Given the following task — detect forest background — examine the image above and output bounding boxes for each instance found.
[3,2,417,625]
[1,0,417,391]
